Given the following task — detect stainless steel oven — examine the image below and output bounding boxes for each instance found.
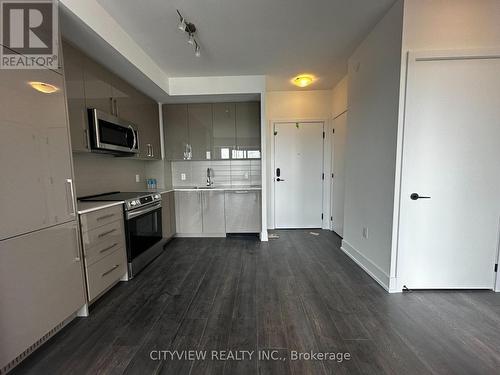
[125,201,162,276]
[88,108,139,155]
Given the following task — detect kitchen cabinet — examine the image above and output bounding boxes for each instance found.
[139,99,161,160]
[225,190,261,233]
[62,40,88,152]
[235,102,261,156]
[188,103,212,160]
[174,191,202,234]
[0,67,76,240]
[0,222,86,369]
[79,205,127,303]
[212,103,236,160]
[161,191,176,239]
[83,54,114,113]
[164,104,190,160]
[202,190,226,234]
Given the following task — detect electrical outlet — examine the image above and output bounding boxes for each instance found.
[244,172,249,180]
[135,174,140,183]
[181,173,186,181]
[362,227,368,239]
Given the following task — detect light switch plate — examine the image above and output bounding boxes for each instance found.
[181,173,186,181]
[135,174,140,183]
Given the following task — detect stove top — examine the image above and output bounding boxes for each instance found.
[79,191,161,210]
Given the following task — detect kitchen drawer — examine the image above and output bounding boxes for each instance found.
[81,219,124,249]
[86,247,126,302]
[80,205,123,232]
[84,234,126,266]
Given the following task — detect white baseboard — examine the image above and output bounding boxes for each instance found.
[341,240,391,292]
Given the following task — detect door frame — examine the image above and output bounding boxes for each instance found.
[270,119,329,229]
[330,110,347,234]
[393,48,500,292]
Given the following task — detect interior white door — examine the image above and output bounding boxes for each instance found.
[398,54,500,290]
[274,122,323,228]
[331,112,347,236]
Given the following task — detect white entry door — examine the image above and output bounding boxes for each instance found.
[398,53,500,290]
[331,112,347,237]
[274,122,324,228]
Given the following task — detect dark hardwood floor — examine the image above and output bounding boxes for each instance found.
[12,230,500,375]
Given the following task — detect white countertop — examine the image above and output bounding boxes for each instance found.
[77,200,124,214]
[169,186,262,192]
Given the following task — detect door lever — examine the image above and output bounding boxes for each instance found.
[410,193,431,200]
[276,178,285,182]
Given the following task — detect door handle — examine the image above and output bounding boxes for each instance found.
[276,178,285,182]
[410,193,431,200]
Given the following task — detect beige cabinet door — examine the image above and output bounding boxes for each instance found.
[0,68,75,239]
[140,98,161,160]
[0,222,86,367]
[235,102,261,153]
[202,190,225,233]
[212,103,236,160]
[175,191,202,234]
[161,191,174,238]
[188,103,212,160]
[164,104,189,160]
[62,40,89,152]
[83,55,114,113]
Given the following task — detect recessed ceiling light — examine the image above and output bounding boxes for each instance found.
[28,81,59,94]
[292,74,315,88]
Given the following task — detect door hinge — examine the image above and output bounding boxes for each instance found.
[274,131,278,136]
[322,173,324,180]
[495,264,498,273]
[322,131,325,139]
[330,216,333,221]
[331,173,334,178]
[332,128,335,134]
[321,213,324,220]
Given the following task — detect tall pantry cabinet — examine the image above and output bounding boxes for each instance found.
[0,47,86,370]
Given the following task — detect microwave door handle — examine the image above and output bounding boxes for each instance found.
[128,125,137,151]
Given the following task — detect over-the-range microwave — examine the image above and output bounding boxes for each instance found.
[88,108,139,155]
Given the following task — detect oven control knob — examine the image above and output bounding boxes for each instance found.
[154,194,160,200]
[130,201,136,206]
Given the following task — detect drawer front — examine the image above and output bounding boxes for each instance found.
[80,205,123,232]
[81,220,124,250]
[84,234,126,266]
[86,247,126,302]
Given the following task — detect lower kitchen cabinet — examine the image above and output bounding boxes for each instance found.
[79,205,127,303]
[225,190,261,233]
[175,191,203,234]
[0,222,86,368]
[202,190,226,234]
[161,191,176,239]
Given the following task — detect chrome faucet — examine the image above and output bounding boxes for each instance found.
[206,168,213,186]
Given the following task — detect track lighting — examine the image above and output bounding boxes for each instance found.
[176,9,201,57]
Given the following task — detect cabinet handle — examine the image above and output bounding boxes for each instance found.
[96,213,115,221]
[102,264,120,277]
[99,243,118,254]
[114,99,118,116]
[109,97,114,114]
[98,228,117,238]
[233,191,250,194]
[65,179,76,216]
[74,227,81,262]
[151,145,154,158]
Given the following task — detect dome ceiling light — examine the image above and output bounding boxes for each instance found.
[292,74,315,88]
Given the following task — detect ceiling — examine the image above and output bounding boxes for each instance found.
[97,0,396,91]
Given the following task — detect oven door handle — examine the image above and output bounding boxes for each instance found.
[126,203,161,220]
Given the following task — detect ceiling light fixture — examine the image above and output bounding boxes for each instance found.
[28,81,59,93]
[292,74,315,88]
[176,9,201,57]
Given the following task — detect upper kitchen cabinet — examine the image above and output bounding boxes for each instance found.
[188,103,212,160]
[164,104,189,160]
[235,102,261,158]
[138,98,161,160]
[82,55,114,114]
[212,103,236,160]
[0,68,76,240]
[62,40,88,152]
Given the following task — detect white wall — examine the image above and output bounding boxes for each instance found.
[341,0,404,290]
[332,76,348,117]
[266,90,333,228]
[390,0,500,291]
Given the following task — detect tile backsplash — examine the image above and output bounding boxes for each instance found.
[171,160,261,187]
